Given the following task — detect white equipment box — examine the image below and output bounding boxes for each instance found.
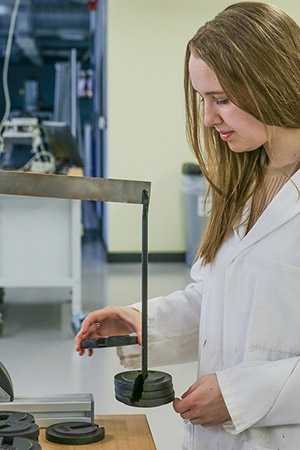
[0,195,82,317]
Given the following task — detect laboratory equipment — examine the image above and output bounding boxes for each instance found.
[0,170,174,408]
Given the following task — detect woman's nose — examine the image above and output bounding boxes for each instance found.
[203,104,222,128]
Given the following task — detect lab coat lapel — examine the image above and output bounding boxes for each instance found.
[233,200,251,242]
[231,168,300,261]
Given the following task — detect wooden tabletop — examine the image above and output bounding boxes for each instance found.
[39,415,156,449]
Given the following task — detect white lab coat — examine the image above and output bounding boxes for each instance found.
[118,168,300,450]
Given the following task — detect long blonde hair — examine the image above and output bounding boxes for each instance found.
[185,2,300,264]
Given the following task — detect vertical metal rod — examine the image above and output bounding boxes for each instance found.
[71,48,77,137]
[141,190,149,380]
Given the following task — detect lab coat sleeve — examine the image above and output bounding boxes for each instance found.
[216,356,300,434]
[117,260,204,368]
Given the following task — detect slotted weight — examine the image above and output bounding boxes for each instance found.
[114,370,174,407]
[82,335,138,348]
[115,371,173,391]
[0,412,39,441]
[46,421,105,445]
[0,436,41,450]
[0,412,35,424]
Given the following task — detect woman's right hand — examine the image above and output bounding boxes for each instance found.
[74,306,142,356]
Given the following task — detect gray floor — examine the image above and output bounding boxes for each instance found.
[0,241,198,450]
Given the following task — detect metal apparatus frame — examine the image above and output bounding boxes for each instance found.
[0,170,152,384]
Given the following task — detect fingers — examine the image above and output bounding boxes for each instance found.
[173,398,202,423]
[74,311,104,355]
[173,397,190,415]
[135,328,142,346]
[74,306,143,356]
[181,378,202,398]
[181,386,193,399]
[118,307,143,341]
[173,374,231,427]
[173,397,207,424]
[79,311,103,337]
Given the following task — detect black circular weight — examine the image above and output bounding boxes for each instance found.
[115,391,175,408]
[115,385,175,400]
[82,335,138,348]
[115,370,173,392]
[0,412,35,424]
[0,436,41,450]
[114,370,175,407]
[0,412,39,441]
[46,421,105,445]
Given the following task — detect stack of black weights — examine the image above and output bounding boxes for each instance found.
[115,370,175,407]
[0,411,41,450]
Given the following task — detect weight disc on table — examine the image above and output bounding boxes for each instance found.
[0,436,41,450]
[46,422,105,445]
[0,412,39,441]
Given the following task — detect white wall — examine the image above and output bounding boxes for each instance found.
[107,0,300,253]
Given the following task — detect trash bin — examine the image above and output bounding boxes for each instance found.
[182,163,210,267]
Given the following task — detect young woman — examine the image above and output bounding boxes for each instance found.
[75,3,300,449]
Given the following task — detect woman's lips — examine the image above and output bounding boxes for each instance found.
[218,131,234,141]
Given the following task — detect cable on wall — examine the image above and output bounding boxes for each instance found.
[0,0,21,145]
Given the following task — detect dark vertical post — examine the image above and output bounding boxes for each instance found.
[141,190,149,380]
[93,0,108,243]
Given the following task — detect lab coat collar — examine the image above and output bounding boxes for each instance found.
[231,168,300,261]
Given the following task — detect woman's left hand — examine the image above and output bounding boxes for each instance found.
[173,373,230,426]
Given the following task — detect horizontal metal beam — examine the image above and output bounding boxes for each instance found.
[0,171,151,204]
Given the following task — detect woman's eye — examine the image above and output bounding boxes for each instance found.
[215,99,228,105]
